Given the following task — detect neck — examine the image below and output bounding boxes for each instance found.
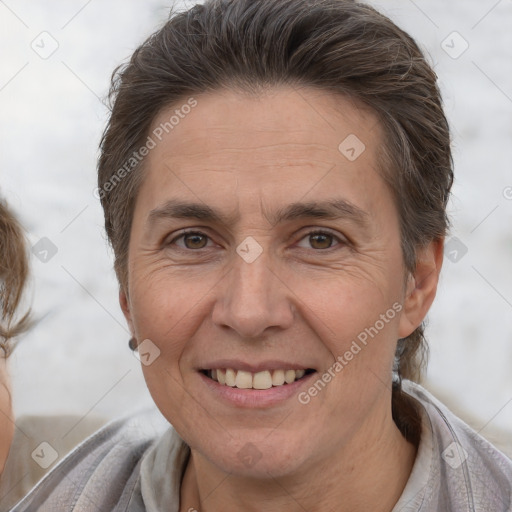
[180,410,417,512]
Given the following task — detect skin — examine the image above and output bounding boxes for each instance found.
[0,353,14,475]
[121,87,443,512]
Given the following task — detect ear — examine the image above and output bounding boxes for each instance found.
[119,287,136,339]
[398,238,444,338]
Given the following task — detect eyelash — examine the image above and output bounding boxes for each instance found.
[167,228,346,252]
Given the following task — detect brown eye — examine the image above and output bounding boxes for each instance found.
[296,230,344,251]
[309,233,333,250]
[182,232,208,249]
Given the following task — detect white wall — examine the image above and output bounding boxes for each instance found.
[1,0,511,450]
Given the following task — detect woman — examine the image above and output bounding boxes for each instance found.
[0,200,30,477]
[0,202,108,511]
[12,0,512,510]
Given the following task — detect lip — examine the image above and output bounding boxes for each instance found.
[196,359,314,373]
[198,369,317,408]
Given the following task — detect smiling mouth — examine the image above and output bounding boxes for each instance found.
[201,368,316,390]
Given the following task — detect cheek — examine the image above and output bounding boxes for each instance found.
[131,265,181,327]
[0,371,14,472]
[287,264,402,335]
[129,272,209,367]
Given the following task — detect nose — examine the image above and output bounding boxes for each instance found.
[211,247,295,339]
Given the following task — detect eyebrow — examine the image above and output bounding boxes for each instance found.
[147,198,369,228]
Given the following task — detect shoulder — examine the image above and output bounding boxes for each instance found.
[9,408,169,512]
[399,380,512,512]
[0,414,107,510]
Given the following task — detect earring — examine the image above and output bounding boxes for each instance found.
[128,337,137,351]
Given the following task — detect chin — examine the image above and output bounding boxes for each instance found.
[197,435,310,480]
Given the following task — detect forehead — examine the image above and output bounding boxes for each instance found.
[150,87,379,157]
[140,87,389,219]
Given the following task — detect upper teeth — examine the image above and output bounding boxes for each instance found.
[209,368,306,389]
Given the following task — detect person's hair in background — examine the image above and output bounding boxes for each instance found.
[98,0,453,439]
[0,201,31,352]
[0,199,31,473]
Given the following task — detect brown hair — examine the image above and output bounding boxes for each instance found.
[98,0,453,436]
[0,200,31,357]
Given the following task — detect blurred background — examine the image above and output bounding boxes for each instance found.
[1,0,511,454]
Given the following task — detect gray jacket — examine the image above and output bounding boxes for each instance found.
[9,382,512,511]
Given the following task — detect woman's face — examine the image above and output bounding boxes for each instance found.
[121,87,439,478]
[0,353,13,474]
